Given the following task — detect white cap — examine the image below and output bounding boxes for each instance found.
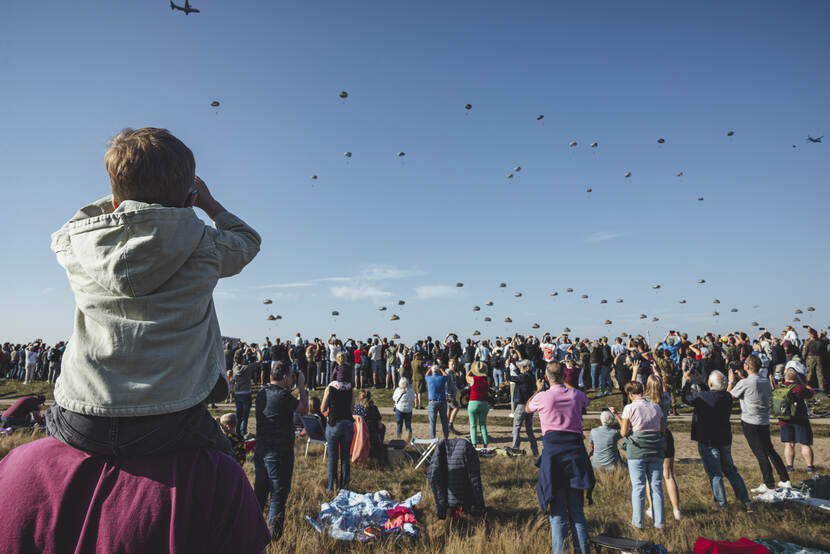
[785,359,806,376]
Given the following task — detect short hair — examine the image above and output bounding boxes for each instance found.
[600,410,614,426]
[744,354,761,373]
[105,127,195,207]
[545,361,563,384]
[270,360,290,382]
[219,412,237,428]
[518,360,531,369]
[625,381,644,396]
[708,370,726,391]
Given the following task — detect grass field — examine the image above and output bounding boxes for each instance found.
[3,380,829,553]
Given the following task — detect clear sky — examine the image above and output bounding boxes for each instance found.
[1,0,828,344]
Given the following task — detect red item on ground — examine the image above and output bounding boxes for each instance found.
[384,505,417,530]
[245,438,256,453]
[693,537,771,554]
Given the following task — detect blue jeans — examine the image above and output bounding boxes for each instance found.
[549,487,589,554]
[493,368,504,387]
[325,420,354,491]
[253,448,294,536]
[698,443,750,507]
[395,409,412,437]
[599,365,612,394]
[590,363,601,390]
[234,391,252,436]
[427,399,449,440]
[316,361,326,387]
[628,457,664,528]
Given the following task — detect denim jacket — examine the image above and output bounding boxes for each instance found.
[50,196,260,416]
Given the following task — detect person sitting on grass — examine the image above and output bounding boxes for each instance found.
[0,127,268,553]
[218,413,246,466]
[589,409,622,470]
[1,395,46,428]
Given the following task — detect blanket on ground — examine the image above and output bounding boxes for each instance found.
[752,487,830,511]
[305,489,421,541]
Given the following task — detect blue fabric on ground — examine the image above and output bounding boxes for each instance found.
[305,489,422,541]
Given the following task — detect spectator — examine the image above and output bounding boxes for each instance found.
[321,363,354,492]
[425,364,450,441]
[728,354,791,493]
[445,358,462,435]
[508,359,538,456]
[609,374,666,530]
[1,394,46,428]
[232,347,260,436]
[392,377,415,439]
[645,374,682,520]
[528,361,592,554]
[684,370,751,511]
[218,413,246,466]
[466,361,490,448]
[777,360,816,474]
[411,352,427,410]
[589,410,622,470]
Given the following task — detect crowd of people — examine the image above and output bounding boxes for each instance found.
[1,128,827,553]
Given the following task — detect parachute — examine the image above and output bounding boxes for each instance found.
[507,173,514,179]
[652,284,661,290]
[331,311,339,316]
[378,306,387,311]
[473,330,481,336]
[344,152,352,158]
[484,317,492,322]
[397,152,406,157]
[390,315,400,321]
[752,321,759,326]
[266,315,276,321]
[276,315,282,320]
[514,292,522,297]
[616,299,624,303]
[794,317,801,322]
[566,288,573,293]
[456,282,464,287]
[727,131,735,136]
[712,311,719,316]
[536,115,544,121]
[679,300,687,304]
[514,166,522,172]
[550,292,558,296]
[398,300,406,306]
[581,294,588,299]
[210,101,220,107]
[586,188,592,193]
[311,175,318,180]
[464,104,472,110]
[392,333,400,339]
[499,283,507,288]
[652,317,660,322]
[676,172,684,177]
[698,279,706,284]
[605,320,612,325]
[472,306,481,311]
[625,172,632,178]
[600,299,607,304]
[263,299,273,305]
[713,299,720,304]
[504,317,512,323]
[563,327,571,333]
[640,314,647,319]
[569,141,578,147]
[697,197,704,202]
[532,323,540,329]
[795,309,803,314]
[807,307,815,312]
[657,138,665,144]
[731,308,738,313]
[590,142,598,148]
[339,91,349,99]
[486,301,494,306]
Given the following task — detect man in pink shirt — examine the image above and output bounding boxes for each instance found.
[527,363,590,435]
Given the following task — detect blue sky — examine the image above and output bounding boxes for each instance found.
[1,0,828,344]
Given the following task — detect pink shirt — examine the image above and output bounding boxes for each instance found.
[621,397,663,432]
[527,384,589,435]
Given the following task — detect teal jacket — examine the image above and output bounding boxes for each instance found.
[622,431,666,460]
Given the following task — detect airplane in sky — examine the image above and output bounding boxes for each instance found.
[806,135,824,143]
[170,0,199,15]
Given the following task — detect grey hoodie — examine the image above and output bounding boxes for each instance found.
[50,196,261,416]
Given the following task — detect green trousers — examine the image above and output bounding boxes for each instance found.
[468,400,489,446]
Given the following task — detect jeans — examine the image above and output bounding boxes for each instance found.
[427,399,449,440]
[511,403,538,456]
[371,359,383,382]
[45,402,233,457]
[48,362,61,384]
[234,391,253,436]
[468,400,489,446]
[697,443,750,507]
[325,419,354,491]
[493,368,504,387]
[549,488,589,554]
[316,361,326,387]
[254,448,294,538]
[395,409,412,437]
[590,364,601,390]
[628,457,664,528]
[599,365,612,394]
[741,421,789,487]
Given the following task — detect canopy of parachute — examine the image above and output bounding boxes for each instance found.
[397,152,406,157]
[657,138,665,144]
[484,317,492,322]
[263,299,273,305]
[537,115,544,121]
[652,285,661,289]
[616,299,624,303]
[393,333,400,339]
[563,327,571,333]
[795,309,803,314]
[569,141,578,147]
[679,299,687,304]
[266,315,276,321]
[379,306,387,311]
[311,175,318,180]
[499,283,507,288]
[640,314,648,319]
[344,152,352,158]
[473,330,481,336]
[331,311,339,316]
[713,311,720,316]
[713,299,720,304]
[486,301,494,306]
[398,300,406,305]
[514,292,522,297]
[581,294,588,299]
[514,166,521,172]
[698,279,706,284]
[339,91,348,98]
[752,321,759,326]
[600,299,607,304]
[677,172,684,177]
[794,317,801,322]
[210,101,220,107]
[808,307,816,312]
[507,173,514,178]
[590,142,598,148]
[390,315,400,321]
[731,308,739,313]
[504,317,512,323]
[566,288,573,293]
[532,323,540,329]
[697,197,704,202]
[727,130,735,136]
[550,292,558,296]
[652,317,660,322]
[464,104,472,110]
[625,172,632,178]
[605,320,612,325]
[472,306,481,311]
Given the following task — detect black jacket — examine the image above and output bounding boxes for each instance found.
[428,439,485,519]
[684,387,733,446]
[507,371,536,405]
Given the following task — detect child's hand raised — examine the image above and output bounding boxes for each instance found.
[192,176,225,219]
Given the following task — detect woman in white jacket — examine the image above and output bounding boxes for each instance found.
[392,378,415,439]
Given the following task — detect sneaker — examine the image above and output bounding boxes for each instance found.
[673,509,682,521]
[786,466,795,472]
[778,480,792,489]
[645,507,653,520]
[751,484,771,494]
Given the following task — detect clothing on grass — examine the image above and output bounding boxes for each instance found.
[427,438,485,519]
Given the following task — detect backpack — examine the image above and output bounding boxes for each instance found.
[770,384,797,420]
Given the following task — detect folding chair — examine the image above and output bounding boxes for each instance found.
[589,533,652,553]
[411,437,438,469]
[301,415,328,458]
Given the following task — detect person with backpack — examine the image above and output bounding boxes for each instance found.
[774,360,815,474]
[728,355,790,493]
